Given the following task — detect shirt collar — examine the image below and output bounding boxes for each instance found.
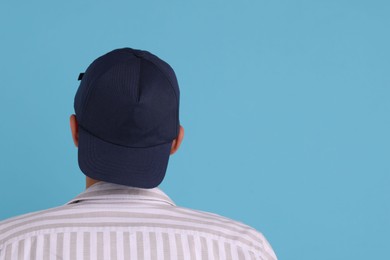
[65,181,176,206]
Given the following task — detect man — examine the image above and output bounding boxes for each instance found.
[0,48,277,259]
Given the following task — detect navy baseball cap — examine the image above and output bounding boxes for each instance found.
[73,48,180,188]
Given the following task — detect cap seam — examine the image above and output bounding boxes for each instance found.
[78,124,173,149]
[136,58,141,102]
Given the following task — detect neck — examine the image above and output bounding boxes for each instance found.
[86,177,100,189]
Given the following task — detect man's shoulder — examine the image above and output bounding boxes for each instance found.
[171,205,277,259]
[0,205,68,245]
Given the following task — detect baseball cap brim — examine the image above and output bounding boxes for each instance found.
[77,126,172,188]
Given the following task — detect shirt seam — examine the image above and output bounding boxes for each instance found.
[0,226,264,256]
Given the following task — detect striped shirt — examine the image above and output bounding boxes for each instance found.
[0,181,277,260]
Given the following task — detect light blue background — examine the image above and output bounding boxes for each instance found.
[0,1,389,259]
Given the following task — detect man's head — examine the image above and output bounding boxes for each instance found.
[70,48,184,188]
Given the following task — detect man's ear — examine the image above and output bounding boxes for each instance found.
[70,114,79,147]
[170,125,184,155]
